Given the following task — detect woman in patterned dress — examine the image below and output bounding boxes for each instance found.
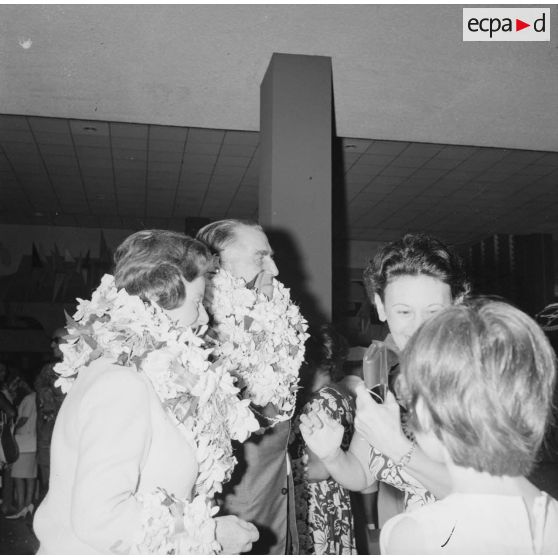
[300,234,471,523]
[290,324,356,555]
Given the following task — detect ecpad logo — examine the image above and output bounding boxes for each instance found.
[463,8,550,41]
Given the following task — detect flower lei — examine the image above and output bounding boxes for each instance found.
[54,274,259,554]
[206,269,309,425]
[135,491,220,555]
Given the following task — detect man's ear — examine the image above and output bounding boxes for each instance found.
[374,294,387,322]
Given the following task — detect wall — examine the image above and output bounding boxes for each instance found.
[333,239,385,345]
[464,233,556,316]
[345,240,385,269]
[0,224,134,277]
[0,224,134,350]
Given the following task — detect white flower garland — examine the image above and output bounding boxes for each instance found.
[134,490,221,555]
[54,274,260,554]
[206,269,309,425]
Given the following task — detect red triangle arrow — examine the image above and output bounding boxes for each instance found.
[516,19,530,31]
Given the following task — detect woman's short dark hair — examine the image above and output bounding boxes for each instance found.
[402,298,557,476]
[305,324,349,383]
[363,233,471,303]
[196,219,263,255]
[113,229,212,311]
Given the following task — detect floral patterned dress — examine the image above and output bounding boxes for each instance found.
[290,385,357,555]
[368,444,436,510]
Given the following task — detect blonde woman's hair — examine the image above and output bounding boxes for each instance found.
[402,298,556,476]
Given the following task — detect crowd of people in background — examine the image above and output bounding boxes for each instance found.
[0,223,557,554]
[0,334,66,521]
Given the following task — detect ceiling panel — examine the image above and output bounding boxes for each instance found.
[0,114,557,248]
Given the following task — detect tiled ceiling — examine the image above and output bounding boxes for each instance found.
[1,114,557,247]
[343,139,558,245]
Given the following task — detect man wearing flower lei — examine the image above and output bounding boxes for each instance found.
[33,230,260,554]
[197,220,309,555]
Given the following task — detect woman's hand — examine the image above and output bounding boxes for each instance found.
[354,383,409,461]
[215,515,259,554]
[299,409,344,462]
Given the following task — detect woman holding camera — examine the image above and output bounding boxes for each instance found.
[300,233,470,522]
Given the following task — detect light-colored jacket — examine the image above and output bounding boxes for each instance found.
[34,357,197,554]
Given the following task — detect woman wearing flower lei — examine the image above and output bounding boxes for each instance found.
[33,230,260,554]
[197,220,309,554]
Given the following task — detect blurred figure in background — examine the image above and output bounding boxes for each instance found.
[0,362,16,433]
[0,362,17,516]
[6,376,37,519]
[531,303,558,499]
[0,362,12,401]
[34,329,67,500]
[289,324,356,554]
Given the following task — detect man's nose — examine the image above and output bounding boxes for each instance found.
[265,258,279,277]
